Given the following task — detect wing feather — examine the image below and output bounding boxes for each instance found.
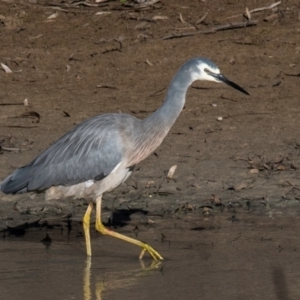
[1,114,128,193]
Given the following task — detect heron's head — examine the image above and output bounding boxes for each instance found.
[192,58,249,95]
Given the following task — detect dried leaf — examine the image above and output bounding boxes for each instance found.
[167,165,177,179]
[179,13,186,24]
[1,146,21,152]
[245,7,251,20]
[229,57,235,65]
[29,34,43,40]
[195,12,208,25]
[269,1,281,9]
[47,12,58,20]
[145,59,153,66]
[95,11,112,16]
[152,15,168,20]
[249,168,259,174]
[1,63,12,74]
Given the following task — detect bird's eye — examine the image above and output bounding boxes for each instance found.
[204,68,210,73]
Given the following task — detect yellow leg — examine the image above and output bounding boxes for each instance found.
[95,196,163,260]
[83,202,94,257]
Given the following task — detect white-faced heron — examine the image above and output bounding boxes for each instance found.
[0,58,249,260]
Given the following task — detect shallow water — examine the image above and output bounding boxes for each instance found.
[1,212,300,300]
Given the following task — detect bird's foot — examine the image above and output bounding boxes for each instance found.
[139,243,164,261]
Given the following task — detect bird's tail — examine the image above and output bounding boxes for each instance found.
[0,166,31,194]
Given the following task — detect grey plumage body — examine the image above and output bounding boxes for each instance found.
[0,59,193,198]
[0,58,249,259]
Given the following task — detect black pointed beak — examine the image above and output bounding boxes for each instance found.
[213,73,249,95]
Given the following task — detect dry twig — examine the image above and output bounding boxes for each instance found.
[195,12,209,25]
[249,1,281,14]
[161,20,258,40]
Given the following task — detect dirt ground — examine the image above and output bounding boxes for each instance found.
[1,0,300,250]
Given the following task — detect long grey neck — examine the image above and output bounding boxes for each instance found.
[127,61,198,166]
[143,63,195,134]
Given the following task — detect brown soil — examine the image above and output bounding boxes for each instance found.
[1,0,300,256]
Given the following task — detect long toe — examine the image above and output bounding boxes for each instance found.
[139,244,164,261]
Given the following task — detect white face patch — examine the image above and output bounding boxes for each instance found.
[194,61,221,83]
[85,180,94,188]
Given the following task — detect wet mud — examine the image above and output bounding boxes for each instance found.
[2,212,300,299]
